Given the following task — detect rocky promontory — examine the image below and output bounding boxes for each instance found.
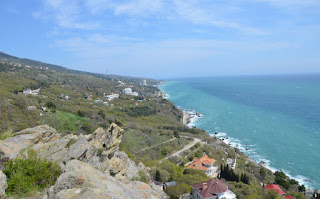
[0,124,168,199]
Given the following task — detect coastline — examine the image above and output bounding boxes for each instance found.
[158,83,315,192]
[181,105,314,191]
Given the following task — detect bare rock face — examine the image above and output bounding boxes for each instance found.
[0,125,58,168]
[43,160,166,199]
[0,170,7,199]
[103,151,149,181]
[0,123,168,199]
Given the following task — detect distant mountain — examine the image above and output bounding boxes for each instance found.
[0,52,160,85]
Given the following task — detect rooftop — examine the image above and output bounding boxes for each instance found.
[265,184,285,195]
[191,179,228,198]
[187,155,216,171]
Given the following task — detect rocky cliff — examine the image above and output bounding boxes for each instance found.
[0,124,168,199]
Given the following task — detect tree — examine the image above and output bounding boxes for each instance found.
[161,146,171,156]
[77,110,86,117]
[177,183,191,197]
[98,109,106,119]
[173,131,180,138]
[46,101,56,109]
[155,170,162,182]
[298,185,305,193]
[260,167,266,181]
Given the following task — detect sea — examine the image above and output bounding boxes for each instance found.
[159,74,320,190]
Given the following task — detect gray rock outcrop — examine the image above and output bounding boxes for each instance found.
[43,160,166,199]
[0,125,58,168]
[0,170,7,199]
[0,123,168,199]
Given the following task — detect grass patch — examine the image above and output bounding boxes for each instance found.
[44,111,95,134]
[66,138,77,148]
[0,130,14,140]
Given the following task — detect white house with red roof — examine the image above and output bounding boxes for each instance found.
[186,155,219,177]
[191,179,236,199]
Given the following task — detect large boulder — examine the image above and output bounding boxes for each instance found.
[0,125,58,168]
[102,151,149,181]
[43,160,167,199]
[0,170,7,198]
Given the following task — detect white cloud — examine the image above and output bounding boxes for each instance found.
[34,0,101,30]
[253,0,320,7]
[85,0,164,16]
[172,0,265,34]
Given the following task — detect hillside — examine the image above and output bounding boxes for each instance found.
[0,54,312,199]
[0,52,160,86]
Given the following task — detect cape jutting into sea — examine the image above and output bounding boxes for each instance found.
[159,74,320,189]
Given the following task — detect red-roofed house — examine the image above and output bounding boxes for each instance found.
[186,155,218,177]
[265,184,285,195]
[191,179,236,199]
[284,195,295,199]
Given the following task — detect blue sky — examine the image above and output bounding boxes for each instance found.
[1,0,320,78]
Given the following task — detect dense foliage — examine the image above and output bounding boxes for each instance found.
[4,150,62,197]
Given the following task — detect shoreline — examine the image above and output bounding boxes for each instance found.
[158,84,315,191]
[181,108,202,128]
[183,107,315,190]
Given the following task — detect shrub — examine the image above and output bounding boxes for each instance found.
[4,149,62,197]
[66,138,77,148]
[46,101,56,109]
[97,148,104,156]
[161,146,171,156]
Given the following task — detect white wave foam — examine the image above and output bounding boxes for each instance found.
[209,131,315,189]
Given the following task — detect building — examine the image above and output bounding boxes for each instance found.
[23,88,32,94]
[123,88,132,94]
[143,79,147,86]
[186,155,219,177]
[265,184,285,196]
[191,179,236,199]
[105,93,119,101]
[284,195,295,199]
[164,181,177,189]
[131,91,139,96]
[226,158,236,170]
[23,88,40,95]
[151,179,164,191]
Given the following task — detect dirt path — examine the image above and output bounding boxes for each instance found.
[135,137,176,153]
[161,137,202,161]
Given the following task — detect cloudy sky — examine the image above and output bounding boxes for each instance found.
[1,0,320,78]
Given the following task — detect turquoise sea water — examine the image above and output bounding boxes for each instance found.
[159,74,320,189]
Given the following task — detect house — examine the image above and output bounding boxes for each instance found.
[151,179,164,191]
[265,184,285,196]
[105,93,119,101]
[103,102,109,106]
[164,181,177,189]
[131,91,139,96]
[23,88,32,94]
[284,195,295,199]
[142,79,147,86]
[123,88,132,94]
[226,158,236,170]
[65,95,70,100]
[191,179,236,199]
[23,88,40,95]
[186,155,219,177]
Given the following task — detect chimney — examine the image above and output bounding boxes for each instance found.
[202,183,208,190]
